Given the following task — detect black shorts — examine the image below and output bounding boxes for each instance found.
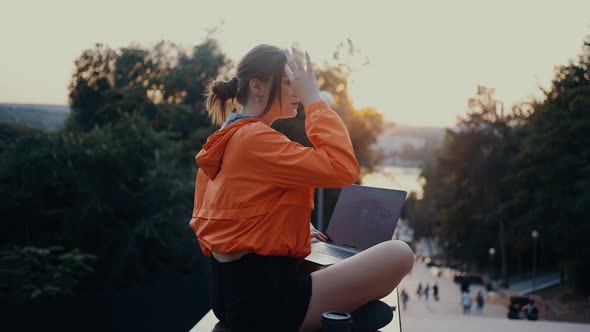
[210,252,312,332]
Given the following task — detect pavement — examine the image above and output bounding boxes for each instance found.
[396,261,590,331]
[397,260,506,318]
[402,312,590,332]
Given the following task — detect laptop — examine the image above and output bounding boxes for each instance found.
[305,185,407,266]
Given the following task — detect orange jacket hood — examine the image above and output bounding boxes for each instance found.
[196,118,261,181]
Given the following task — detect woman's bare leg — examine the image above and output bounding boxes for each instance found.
[297,240,414,332]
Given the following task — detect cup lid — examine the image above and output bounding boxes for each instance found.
[322,312,352,321]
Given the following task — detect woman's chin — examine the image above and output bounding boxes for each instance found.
[284,108,297,119]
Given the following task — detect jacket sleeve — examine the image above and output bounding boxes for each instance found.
[244,100,360,188]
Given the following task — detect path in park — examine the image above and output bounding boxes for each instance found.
[397,260,506,317]
[401,312,590,332]
[396,262,589,331]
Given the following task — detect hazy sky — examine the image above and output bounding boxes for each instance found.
[1,0,589,127]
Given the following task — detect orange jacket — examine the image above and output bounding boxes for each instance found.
[188,100,360,259]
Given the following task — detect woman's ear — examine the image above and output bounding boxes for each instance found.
[249,78,265,97]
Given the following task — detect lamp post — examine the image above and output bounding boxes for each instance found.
[316,91,334,232]
[444,241,449,266]
[317,188,324,231]
[489,247,496,281]
[488,248,496,281]
[531,230,539,292]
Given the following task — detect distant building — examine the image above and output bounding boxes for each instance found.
[372,123,445,167]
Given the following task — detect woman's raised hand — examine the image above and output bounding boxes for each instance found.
[284,47,322,107]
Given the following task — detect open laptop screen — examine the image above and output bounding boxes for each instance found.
[326,185,407,251]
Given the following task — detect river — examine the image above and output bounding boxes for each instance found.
[362,166,424,198]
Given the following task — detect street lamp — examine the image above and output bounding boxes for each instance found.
[444,241,449,266]
[315,91,334,232]
[531,230,539,292]
[489,248,496,282]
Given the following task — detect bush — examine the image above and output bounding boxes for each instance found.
[0,246,96,305]
[0,115,203,294]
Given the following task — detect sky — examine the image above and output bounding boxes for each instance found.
[1,0,589,127]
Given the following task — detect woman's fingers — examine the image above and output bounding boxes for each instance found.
[291,47,305,72]
[305,50,312,73]
[284,48,299,72]
[285,47,313,75]
[284,63,294,81]
[311,229,328,242]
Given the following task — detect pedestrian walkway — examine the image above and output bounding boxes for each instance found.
[398,262,590,331]
[402,312,590,332]
[397,261,505,318]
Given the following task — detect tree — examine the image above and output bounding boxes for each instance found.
[66,43,116,131]
[510,37,590,293]
[0,116,201,295]
[406,36,590,295]
[407,86,518,283]
[67,39,229,136]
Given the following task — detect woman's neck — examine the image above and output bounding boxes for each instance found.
[240,102,276,126]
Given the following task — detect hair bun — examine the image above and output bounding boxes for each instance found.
[212,77,239,100]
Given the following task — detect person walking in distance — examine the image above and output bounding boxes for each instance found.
[462,289,473,315]
[401,289,409,311]
[475,290,485,315]
[433,283,439,301]
[416,282,423,300]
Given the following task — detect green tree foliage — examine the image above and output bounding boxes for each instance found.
[0,246,96,305]
[509,38,590,293]
[0,123,39,160]
[66,40,227,136]
[406,37,590,294]
[409,87,517,280]
[0,116,200,297]
[402,164,438,240]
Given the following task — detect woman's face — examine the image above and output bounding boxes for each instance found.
[252,69,299,123]
[281,72,300,118]
[265,72,299,120]
[262,74,299,119]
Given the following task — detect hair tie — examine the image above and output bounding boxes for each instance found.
[230,77,239,88]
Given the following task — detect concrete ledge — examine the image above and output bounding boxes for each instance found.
[191,288,401,331]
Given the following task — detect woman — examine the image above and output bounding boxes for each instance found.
[189,44,414,332]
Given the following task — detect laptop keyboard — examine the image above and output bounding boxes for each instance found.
[313,242,357,259]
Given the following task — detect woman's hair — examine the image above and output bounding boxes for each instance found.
[204,44,287,126]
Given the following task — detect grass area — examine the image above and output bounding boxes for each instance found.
[534,284,590,324]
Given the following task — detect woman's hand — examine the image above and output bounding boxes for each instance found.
[310,222,328,242]
[284,47,321,107]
